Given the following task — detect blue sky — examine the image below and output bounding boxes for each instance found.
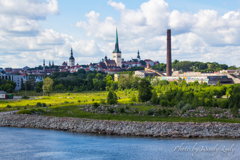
[41,0,240,39]
[0,0,240,68]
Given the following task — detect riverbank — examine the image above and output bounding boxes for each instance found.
[0,114,240,138]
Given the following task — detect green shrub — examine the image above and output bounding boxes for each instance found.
[167,109,173,115]
[119,107,125,114]
[78,100,81,103]
[42,103,47,107]
[160,100,169,107]
[100,99,106,104]
[130,94,137,102]
[6,105,12,111]
[17,110,32,115]
[93,102,100,108]
[22,96,30,99]
[231,104,239,117]
[181,104,192,111]
[36,102,42,107]
[146,109,155,115]
[64,101,69,104]
[92,98,95,102]
[156,109,163,115]
[177,101,185,110]
[107,108,114,113]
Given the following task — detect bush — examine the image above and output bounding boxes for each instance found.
[107,108,114,113]
[6,105,12,111]
[130,94,137,102]
[119,107,125,114]
[36,102,42,107]
[78,100,81,103]
[22,96,30,99]
[220,100,229,109]
[92,98,95,102]
[181,104,192,111]
[17,110,32,115]
[160,100,169,107]
[100,99,106,104]
[42,103,47,107]
[107,90,118,104]
[93,102,100,108]
[231,104,239,117]
[177,101,185,110]
[64,101,69,104]
[146,109,155,115]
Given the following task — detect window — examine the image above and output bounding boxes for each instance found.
[113,56,116,58]
[117,56,121,58]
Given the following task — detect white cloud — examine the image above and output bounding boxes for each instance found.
[0,0,104,68]
[107,0,125,11]
[1,0,240,68]
[75,0,240,66]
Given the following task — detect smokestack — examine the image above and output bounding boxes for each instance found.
[166,29,172,76]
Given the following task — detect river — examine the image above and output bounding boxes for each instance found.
[0,127,239,160]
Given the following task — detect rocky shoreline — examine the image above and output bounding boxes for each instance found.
[0,114,240,138]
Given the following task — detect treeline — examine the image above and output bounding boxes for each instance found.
[26,69,113,92]
[152,60,237,72]
[146,79,240,115]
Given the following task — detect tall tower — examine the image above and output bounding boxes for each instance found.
[49,61,51,67]
[52,61,54,67]
[113,28,122,68]
[43,59,45,71]
[69,48,75,67]
[166,29,172,76]
[137,50,141,61]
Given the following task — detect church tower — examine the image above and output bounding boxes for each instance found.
[137,50,141,61]
[112,28,122,68]
[69,48,75,67]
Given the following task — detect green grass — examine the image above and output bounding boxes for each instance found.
[0,90,137,111]
[43,106,240,123]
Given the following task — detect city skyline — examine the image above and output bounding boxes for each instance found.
[1,0,240,68]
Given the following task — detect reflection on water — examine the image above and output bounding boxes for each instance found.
[0,127,239,160]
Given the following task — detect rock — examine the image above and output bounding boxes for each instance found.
[0,114,240,139]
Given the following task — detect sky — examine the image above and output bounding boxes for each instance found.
[1,0,240,68]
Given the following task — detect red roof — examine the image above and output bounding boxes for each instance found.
[144,59,153,62]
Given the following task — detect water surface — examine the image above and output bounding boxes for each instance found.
[0,127,239,160]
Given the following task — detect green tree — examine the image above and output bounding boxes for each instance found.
[151,89,158,104]
[107,90,118,104]
[138,79,152,102]
[43,77,54,96]
[130,93,137,102]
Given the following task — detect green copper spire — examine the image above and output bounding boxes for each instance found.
[113,28,121,53]
[116,28,118,44]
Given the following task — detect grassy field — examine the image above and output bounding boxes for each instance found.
[1,90,239,123]
[0,90,136,111]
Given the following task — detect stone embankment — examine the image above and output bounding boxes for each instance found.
[0,114,240,138]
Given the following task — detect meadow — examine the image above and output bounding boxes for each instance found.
[0,90,136,111]
[1,90,240,123]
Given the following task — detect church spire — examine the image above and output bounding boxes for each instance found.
[137,50,141,61]
[113,28,121,53]
[71,47,73,57]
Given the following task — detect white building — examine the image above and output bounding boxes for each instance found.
[0,74,23,91]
